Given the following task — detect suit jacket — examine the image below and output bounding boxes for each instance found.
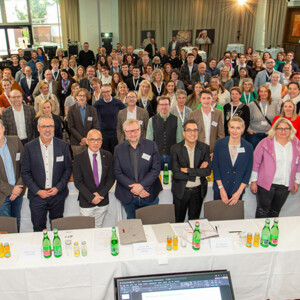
[116,106,149,144]
[68,103,99,145]
[144,43,158,58]
[189,107,225,152]
[278,61,299,73]
[168,41,180,55]
[2,104,36,142]
[73,149,115,208]
[33,80,59,100]
[79,78,94,96]
[33,70,45,82]
[0,136,25,206]
[191,71,212,87]
[254,70,284,91]
[21,137,72,200]
[20,77,39,102]
[126,77,143,92]
[114,138,162,204]
[180,64,198,88]
[171,140,211,199]
[212,136,253,197]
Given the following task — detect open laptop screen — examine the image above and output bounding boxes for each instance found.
[115,270,235,300]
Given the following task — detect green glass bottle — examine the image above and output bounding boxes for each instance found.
[42,229,52,258]
[270,218,279,247]
[53,228,62,257]
[163,163,169,185]
[192,221,201,250]
[260,219,271,248]
[111,227,119,256]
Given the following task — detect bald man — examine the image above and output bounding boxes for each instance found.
[73,129,115,227]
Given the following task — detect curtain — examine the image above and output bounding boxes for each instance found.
[59,0,81,49]
[118,0,258,60]
[265,0,287,48]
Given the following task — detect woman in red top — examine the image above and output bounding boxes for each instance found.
[0,78,13,116]
[272,100,300,139]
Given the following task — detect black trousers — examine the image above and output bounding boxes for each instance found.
[30,195,65,232]
[101,132,118,154]
[256,184,289,218]
[173,186,203,223]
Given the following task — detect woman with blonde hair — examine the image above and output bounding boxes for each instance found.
[152,56,162,69]
[240,78,257,105]
[64,82,80,117]
[250,58,265,81]
[90,77,102,104]
[54,48,64,66]
[115,82,128,104]
[137,80,157,117]
[34,99,63,139]
[151,68,165,97]
[73,65,86,83]
[69,58,77,75]
[34,80,60,115]
[60,57,74,76]
[220,66,234,91]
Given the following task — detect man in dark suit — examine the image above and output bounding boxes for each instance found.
[114,119,162,219]
[21,115,72,231]
[68,88,99,157]
[20,66,39,104]
[278,51,299,73]
[168,36,180,55]
[2,89,36,145]
[144,38,158,59]
[191,62,212,87]
[171,120,211,222]
[79,66,96,99]
[180,53,198,93]
[157,47,169,66]
[0,120,25,231]
[73,129,115,228]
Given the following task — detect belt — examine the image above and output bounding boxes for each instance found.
[185,185,201,191]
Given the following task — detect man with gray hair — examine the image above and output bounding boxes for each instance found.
[0,119,25,231]
[21,115,72,231]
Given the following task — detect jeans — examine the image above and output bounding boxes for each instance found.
[0,195,23,231]
[161,154,171,171]
[246,132,267,149]
[123,196,159,219]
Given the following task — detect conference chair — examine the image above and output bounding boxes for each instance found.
[136,204,175,225]
[204,200,244,221]
[0,216,18,233]
[51,216,95,230]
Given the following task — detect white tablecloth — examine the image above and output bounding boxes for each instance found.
[226,44,245,54]
[1,217,300,300]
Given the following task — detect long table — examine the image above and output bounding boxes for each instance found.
[1,217,300,300]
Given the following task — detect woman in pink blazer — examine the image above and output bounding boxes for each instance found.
[250,117,300,218]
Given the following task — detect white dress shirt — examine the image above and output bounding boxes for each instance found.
[127,106,137,120]
[201,107,213,146]
[88,148,102,184]
[185,143,201,188]
[26,76,32,89]
[12,105,27,140]
[39,138,54,189]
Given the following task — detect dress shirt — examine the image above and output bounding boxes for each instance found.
[127,106,137,119]
[45,80,53,94]
[172,42,177,50]
[78,104,86,125]
[0,137,16,185]
[201,107,212,145]
[12,105,27,140]
[188,65,193,79]
[88,148,102,184]
[26,76,32,89]
[185,143,200,187]
[39,138,54,189]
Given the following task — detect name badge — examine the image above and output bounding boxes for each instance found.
[87,117,93,121]
[261,121,268,126]
[16,153,21,161]
[237,147,245,153]
[142,153,151,161]
[296,157,299,164]
[139,120,143,125]
[56,155,64,162]
[212,121,218,127]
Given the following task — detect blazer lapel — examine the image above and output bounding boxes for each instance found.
[0,154,8,182]
[85,150,95,184]
[75,105,84,127]
[6,138,17,180]
[194,142,202,168]
[181,142,190,167]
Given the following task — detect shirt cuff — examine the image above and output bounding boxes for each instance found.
[250,171,258,182]
[295,172,300,185]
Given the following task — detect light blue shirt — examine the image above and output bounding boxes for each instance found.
[0,137,16,186]
[78,104,87,125]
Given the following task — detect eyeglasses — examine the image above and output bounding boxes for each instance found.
[127,96,137,99]
[77,94,86,98]
[40,125,55,129]
[266,61,275,64]
[124,129,140,134]
[102,90,111,94]
[11,96,23,99]
[184,129,199,133]
[88,138,103,143]
[276,127,290,132]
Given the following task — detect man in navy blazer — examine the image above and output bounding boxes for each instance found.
[114,119,162,219]
[21,115,72,231]
[20,66,38,104]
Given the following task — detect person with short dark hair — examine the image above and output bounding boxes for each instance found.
[278,51,299,73]
[9,55,20,78]
[78,42,95,69]
[27,51,41,76]
[206,58,220,76]
[126,65,143,92]
[180,53,198,93]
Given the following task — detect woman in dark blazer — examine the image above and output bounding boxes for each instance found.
[213,116,253,204]
[136,79,157,117]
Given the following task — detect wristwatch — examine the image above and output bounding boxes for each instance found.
[218,185,223,190]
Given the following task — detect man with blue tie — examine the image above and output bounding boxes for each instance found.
[21,115,72,231]
[73,129,114,227]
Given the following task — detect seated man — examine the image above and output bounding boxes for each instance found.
[114,119,162,219]
[73,129,115,228]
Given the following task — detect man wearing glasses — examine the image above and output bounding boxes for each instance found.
[171,120,211,222]
[21,115,72,231]
[114,119,162,219]
[2,89,36,145]
[73,129,114,227]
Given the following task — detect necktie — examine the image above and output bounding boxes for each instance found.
[93,153,99,187]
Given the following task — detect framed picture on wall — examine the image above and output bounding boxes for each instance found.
[172,30,192,47]
[195,29,215,45]
[141,30,155,48]
[292,15,300,37]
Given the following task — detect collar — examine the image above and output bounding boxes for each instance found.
[39,137,53,148]
[88,148,100,156]
[159,112,170,120]
[201,106,214,114]
[126,139,141,148]
[0,137,7,149]
[12,104,23,112]
[78,103,87,109]
[184,142,196,152]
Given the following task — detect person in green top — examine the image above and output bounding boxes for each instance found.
[186,82,204,111]
[240,78,257,105]
[196,86,224,115]
[274,52,286,71]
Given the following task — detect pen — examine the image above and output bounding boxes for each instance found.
[215,226,219,234]
[229,231,242,233]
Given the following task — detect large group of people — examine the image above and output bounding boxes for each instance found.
[0,42,299,232]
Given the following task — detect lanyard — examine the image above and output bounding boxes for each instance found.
[154,82,162,95]
[259,102,268,117]
[176,105,185,124]
[230,103,240,119]
[266,71,273,82]
[4,92,12,106]
[133,78,139,91]
[243,92,251,105]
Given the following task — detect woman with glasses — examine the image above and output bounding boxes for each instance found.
[251,118,300,218]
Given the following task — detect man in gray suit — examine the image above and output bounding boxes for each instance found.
[116,91,149,144]
[2,89,36,145]
[191,62,212,87]
[0,120,25,231]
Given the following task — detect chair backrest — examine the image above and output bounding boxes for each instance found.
[0,216,18,233]
[51,216,95,230]
[204,200,244,221]
[135,204,175,225]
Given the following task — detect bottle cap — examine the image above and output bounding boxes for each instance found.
[53,228,58,233]
[81,241,86,245]
[43,229,47,233]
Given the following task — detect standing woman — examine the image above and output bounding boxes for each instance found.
[213,116,253,203]
[266,72,287,107]
[240,78,257,105]
[111,73,123,96]
[0,68,24,96]
[250,58,265,81]
[170,69,185,90]
[137,79,157,117]
[224,87,250,136]
[233,67,251,87]
[64,82,79,117]
[73,65,86,83]
[274,52,286,71]
[163,63,173,82]
[247,85,278,149]
[186,82,204,111]
[163,80,177,106]
[210,76,230,106]
[90,77,102,104]
[179,49,187,67]
[37,47,48,67]
[115,82,128,104]
[251,117,300,218]
[60,57,74,77]
[0,79,13,115]
[282,64,292,86]
[57,69,75,116]
[220,66,234,91]
[262,51,272,67]
[151,68,165,97]
[69,58,77,75]
[54,48,64,67]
